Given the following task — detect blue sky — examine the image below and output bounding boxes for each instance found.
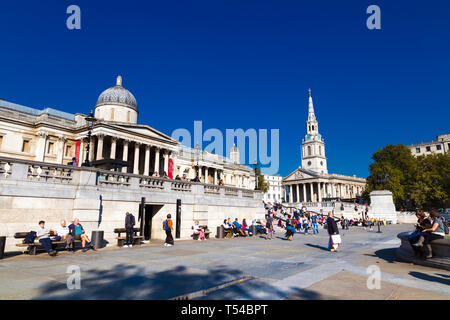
[0,0,449,178]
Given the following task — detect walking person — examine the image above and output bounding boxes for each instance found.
[124,212,135,248]
[311,214,319,235]
[327,212,340,252]
[266,214,274,240]
[163,214,174,247]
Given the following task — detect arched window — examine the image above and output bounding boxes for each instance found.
[312,125,315,131]
[308,146,311,156]
[110,108,115,120]
[319,146,322,155]
[127,111,131,122]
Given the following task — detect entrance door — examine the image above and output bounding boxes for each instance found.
[142,204,163,240]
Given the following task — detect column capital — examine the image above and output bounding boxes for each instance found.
[110,136,118,142]
[96,133,105,139]
[145,144,151,151]
[36,131,48,138]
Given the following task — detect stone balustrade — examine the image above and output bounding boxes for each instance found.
[204,185,220,195]
[139,176,165,190]
[98,171,131,187]
[171,181,192,192]
[0,160,12,178]
[27,164,73,184]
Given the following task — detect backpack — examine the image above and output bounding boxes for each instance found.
[23,231,37,244]
[163,219,170,231]
[442,218,449,235]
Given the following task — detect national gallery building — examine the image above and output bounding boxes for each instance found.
[0,76,254,189]
[283,91,366,205]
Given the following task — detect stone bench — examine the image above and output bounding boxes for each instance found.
[113,228,144,247]
[396,232,450,271]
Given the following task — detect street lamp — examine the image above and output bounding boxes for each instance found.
[253,160,259,190]
[82,111,97,167]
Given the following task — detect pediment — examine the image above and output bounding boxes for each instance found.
[114,124,179,144]
[283,168,318,182]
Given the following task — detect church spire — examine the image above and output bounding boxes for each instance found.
[308,88,316,121]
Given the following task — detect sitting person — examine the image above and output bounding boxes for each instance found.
[152,171,160,177]
[408,211,432,256]
[227,218,239,237]
[37,221,57,256]
[193,220,206,241]
[69,218,95,252]
[255,219,265,234]
[242,219,251,235]
[412,210,446,259]
[233,218,248,236]
[285,218,296,241]
[51,219,74,252]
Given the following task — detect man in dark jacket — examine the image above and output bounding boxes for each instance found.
[124,212,136,247]
[326,212,340,252]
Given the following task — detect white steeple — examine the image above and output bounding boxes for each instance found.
[301,89,327,174]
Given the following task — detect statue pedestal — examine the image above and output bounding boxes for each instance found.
[368,190,398,224]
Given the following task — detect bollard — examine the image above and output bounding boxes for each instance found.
[91,230,104,249]
[216,225,225,239]
[0,236,5,259]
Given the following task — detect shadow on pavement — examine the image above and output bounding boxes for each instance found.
[408,271,450,286]
[305,243,329,252]
[364,248,399,263]
[34,264,309,300]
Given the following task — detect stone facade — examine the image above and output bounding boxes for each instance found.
[408,134,450,157]
[262,174,282,203]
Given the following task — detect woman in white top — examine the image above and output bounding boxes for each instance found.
[413,210,446,258]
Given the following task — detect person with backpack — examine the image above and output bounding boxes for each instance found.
[413,210,448,259]
[163,214,174,247]
[124,212,135,248]
[266,214,274,240]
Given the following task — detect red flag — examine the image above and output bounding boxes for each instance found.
[168,158,174,179]
[74,140,81,166]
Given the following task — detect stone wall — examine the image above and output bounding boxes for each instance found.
[0,157,265,253]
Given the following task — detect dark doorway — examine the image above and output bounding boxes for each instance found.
[142,204,163,240]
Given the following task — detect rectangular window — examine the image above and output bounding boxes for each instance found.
[22,139,30,153]
[0,135,3,149]
[65,145,72,157]
[415,148,420,153]
[436,145,441,151]
[47,142,54,155]
[426,146,431,152]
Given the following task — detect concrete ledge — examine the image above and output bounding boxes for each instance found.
[396,232,450,271]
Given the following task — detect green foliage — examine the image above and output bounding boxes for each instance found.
[366,144,450,210]
[256,170,269,193]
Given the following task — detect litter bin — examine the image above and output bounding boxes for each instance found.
[91,230,104,249]
[0,236,6,259]
[216,225,224,239]
[250,225,257,236]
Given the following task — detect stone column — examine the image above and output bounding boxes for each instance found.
[96,134,104,161]
[214,169,218,185]
[296,184,300,203]
[163,150,169,175]
[318,182,322,202]
[310,182,314,202]
[35,131,48,162]
[133,142,140,175]
[122,140,129,173]
[110,137,117,160]
[197,165,202,180]
[144,145,150,176]
[204,167,208,184]
[154,147,160,174]
[303,184,307,203]
[89,136,96,162]
[78,139,85,167]
[57,135,65,164]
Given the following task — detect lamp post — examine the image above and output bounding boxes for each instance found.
[253,160,259,190]
[82,111,97,167]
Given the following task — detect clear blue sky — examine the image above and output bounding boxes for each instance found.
[0,0,449,178]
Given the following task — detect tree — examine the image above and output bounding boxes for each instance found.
[366,144,450,210]
[255,168,269,193]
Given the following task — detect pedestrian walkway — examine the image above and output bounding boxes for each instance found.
[0,224,448,300]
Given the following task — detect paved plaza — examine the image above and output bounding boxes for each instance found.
[0,224,449,300]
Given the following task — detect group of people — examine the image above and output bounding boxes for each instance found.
[28,218,95,256]
[408,209,448,259]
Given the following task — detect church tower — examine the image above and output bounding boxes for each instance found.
[301,89,328,174]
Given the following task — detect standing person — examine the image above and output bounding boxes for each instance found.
[303,215,309,234]
[37,221,57,256]
[163,214,174,247]
[51,219,73,252]
[327,212,340,252]
[412,210,446,259]
[311,214,319,235]
[124,212,136,248]
[266,214,274,240]
[69,218,95,252]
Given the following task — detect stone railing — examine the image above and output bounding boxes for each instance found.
[204,185,221,195]
[171,181,192,192]
[97,171,131,187]
[0,160,12,178]
[139,177,165,190]
[27,164,73,184]
[0,156,263,200]
[224,187,239,197]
